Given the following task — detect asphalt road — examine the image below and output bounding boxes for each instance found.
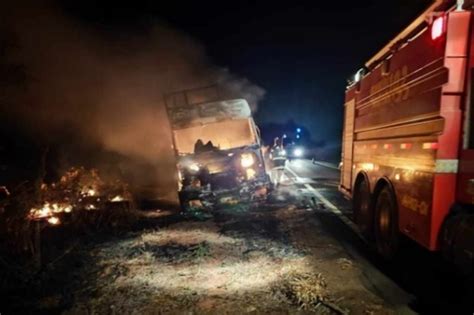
[285,159,415,314]
[285,159,474,315]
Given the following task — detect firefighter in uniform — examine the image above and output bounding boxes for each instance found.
[270,137,287,187]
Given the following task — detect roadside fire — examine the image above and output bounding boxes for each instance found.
[110,195,124,202]
[27,167,133,226]
[47,216,60,225]
[29,203,73,220]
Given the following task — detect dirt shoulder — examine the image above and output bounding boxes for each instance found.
[7,189,395,314]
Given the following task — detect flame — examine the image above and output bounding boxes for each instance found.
[47,216,60,225]
[52,203,61,213]
[85,204,96,210]
[29,204,52,219]
[110,195,124,202]
[29,202,74,220]
[26,167,132,225]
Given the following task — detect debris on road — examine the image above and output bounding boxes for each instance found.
[274,270,328,310]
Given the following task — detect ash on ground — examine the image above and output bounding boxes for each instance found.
[4,188,394,315]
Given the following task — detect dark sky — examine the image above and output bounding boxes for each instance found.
[61,0,432,146]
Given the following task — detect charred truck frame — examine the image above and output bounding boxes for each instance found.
[340,0,474,271]
[165,86,270,211]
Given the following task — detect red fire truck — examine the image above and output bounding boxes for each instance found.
[340,0,474,271]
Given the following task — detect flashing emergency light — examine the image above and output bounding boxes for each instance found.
[431,15,445,41]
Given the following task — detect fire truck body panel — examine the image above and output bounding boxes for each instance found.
[457,17,474,207]
[341,7,474,252]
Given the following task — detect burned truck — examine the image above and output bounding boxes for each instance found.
[164,86,271,211]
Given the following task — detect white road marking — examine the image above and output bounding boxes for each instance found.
[285,165,365,242]
[311,160,340,170]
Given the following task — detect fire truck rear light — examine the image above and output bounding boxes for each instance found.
[431,15,445,40]
[400,143,412,149]
[383,144,393,150]
[371,144,378,149]
[422,142,439,149]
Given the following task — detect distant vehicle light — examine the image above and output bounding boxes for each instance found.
[431,15,445,40]
[296,128,301,133]
[293,148,303,157]
[241,153,255,168]
[280,149,287,156]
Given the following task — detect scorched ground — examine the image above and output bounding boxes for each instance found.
[3,176,394,315]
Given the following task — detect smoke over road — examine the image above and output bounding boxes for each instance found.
[0,1,264,200]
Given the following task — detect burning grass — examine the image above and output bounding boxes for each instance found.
[28,166,134,227]
[0,166,137,272]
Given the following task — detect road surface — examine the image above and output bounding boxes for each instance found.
[286,159,474,315]
[285,159,414,314]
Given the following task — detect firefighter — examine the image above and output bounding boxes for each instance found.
[270,137,287,187]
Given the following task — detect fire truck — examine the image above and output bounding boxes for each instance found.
[340,0,474,271]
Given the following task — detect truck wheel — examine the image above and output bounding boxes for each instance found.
[374,185,399,260]
[353,177,373,239]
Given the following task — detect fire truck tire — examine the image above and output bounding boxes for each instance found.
[374,185,400,260]
[353,176,373,239]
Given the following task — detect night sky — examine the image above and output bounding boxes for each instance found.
[62,0,432,148]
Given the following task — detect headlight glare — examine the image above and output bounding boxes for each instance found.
[241,153,255,168]
[188,163,200,172]
[293,148,303,157]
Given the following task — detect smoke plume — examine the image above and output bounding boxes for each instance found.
[0,1,264,200]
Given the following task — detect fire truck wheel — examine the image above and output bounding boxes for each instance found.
[353,177,373,239]
[374,186,399,260]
